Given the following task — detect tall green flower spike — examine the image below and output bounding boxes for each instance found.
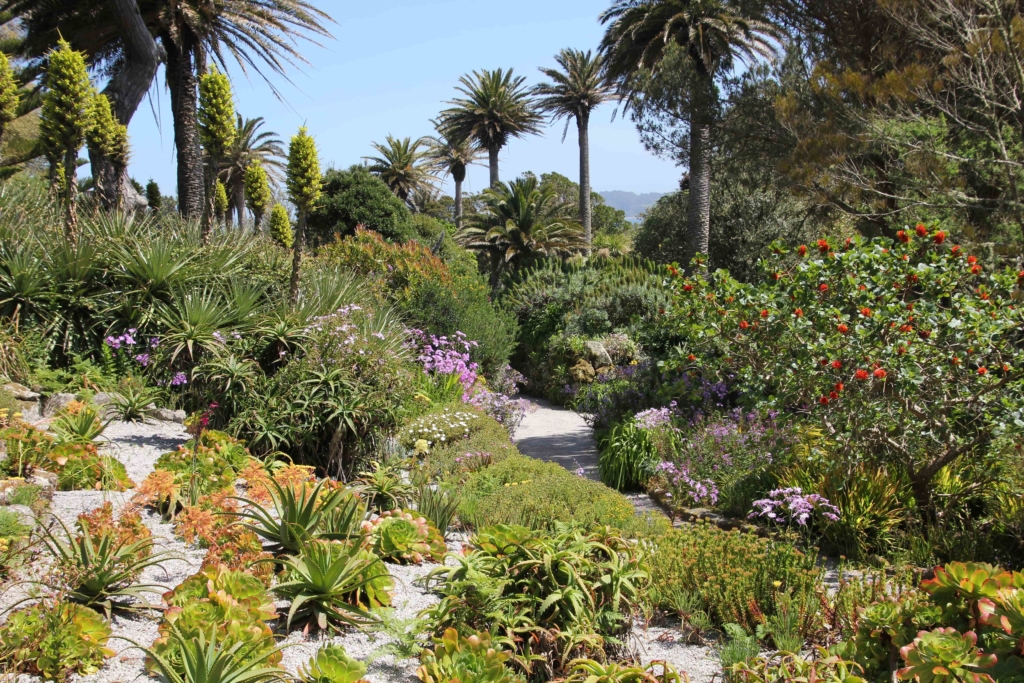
[245,161,272,229]
[269,203,293,248]
[198,66,236,160]
[87,93,129,167]
[0,51,20,143]
[287,126,321,304]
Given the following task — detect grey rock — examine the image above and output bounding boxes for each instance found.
[153,408,187,424]
[584,341,614,368]
[92,392,118,407]
[4,504,36,529]
[44,392,78,417]
[2,382,39,402]
[29,469,58,489]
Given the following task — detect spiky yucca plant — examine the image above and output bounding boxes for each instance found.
[39,39,93,243]
[198,66,237,242]
[286,126,321,305]
[144,624,289,683]
[245,162,273,230]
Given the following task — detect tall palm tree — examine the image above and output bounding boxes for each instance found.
[155,0,331,218]
[364,135,435,204]
[221,115,284,227]
[437,68,542,188]
[424,128,484,229]
[599,0,781,265]
[534,49,614,256]
[459,175,584,289]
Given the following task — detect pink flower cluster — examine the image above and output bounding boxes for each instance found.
[410,330,479,389]
[749,487,840,526]
[655,461,718,507]
[635,401,678,430]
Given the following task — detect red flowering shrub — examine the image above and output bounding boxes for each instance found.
[661,229,1024,517]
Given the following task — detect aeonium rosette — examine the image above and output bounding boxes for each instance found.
[660,225,1024,521]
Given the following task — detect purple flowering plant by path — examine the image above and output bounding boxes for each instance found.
[749,487,840,528]
[653,461,719,507]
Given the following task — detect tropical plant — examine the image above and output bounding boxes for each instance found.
[416,629,523,683]
[39,39,93,241]
[231,477,349,554]
[287,125,321,304]
[437,68,543,187]
[198,66,236,240]
[599,0,781,265]
[269,203,293,247]
[424,128,483,228]
[297,644,369,683]
[226,116,284,226]
[358,461,415,512]
[86,92,130,209]
[897,628,996,683]
[111,382,162,422]
[459,176,584,287]
[273,539,384,632]
[145,624,289,683]
[50,402,109,444]
[245,161,274,230]
[367,509,446,564]
[365,135,435,204]
[418,486,461,537]
[0,601,113,680]
[534,49,613,254]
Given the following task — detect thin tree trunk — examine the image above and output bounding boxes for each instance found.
[488,144,500,188]
[164,35,205,219]
[290,207,306,306]
[578,111,592,256]
[201,156,217,243]
[231,179,245,229]
[685,77,714,267]
[63,149,79,244]
[454,177,463,229]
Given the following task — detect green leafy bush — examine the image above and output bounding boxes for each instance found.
[416,628,523,683]
[0,602,113,680]
[459,455,637,531]
[645,523,820,632]
[308,165,415,244]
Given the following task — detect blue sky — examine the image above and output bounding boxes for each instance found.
[124,0,681,198]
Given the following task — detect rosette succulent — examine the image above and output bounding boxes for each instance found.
[416,629,523,683]
[897,628,997,683]
[298,645,369,683]
[366,510,446,564]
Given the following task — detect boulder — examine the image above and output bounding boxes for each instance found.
[43,393,78,418]
[4,504,36,529]
[569,359,596,383]
[29,469,58,491]
[153,408,187,424]
[2,383,39,402]
[584,341,614,369]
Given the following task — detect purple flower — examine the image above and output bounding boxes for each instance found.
[170,372,188,387]
[105,335,121,350]
[150,337,160,348]
[134,354,150,368]
[749,487,840,526]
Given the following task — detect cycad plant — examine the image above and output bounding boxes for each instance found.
[534,49,613,255]
[599,0,781,266]
[39,39,93,243]
[286,126,321,305]
[437,68,542,187]
[364,135,435,204]
[198,66,236,242]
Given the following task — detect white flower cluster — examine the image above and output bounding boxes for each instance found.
[402,409,479,447]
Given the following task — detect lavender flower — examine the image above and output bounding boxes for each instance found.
[749,487,840,526]
[170,372,188,387]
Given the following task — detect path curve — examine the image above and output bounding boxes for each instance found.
[513,396,600,480]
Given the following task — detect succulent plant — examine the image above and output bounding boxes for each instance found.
[367,510,446,564]
[897,628,997,683]
[416,628,523,683]
[297,645,369,683]
[0,602,114,680]
[167,565,277,621]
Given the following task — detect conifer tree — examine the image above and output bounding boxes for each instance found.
[39,40,93,243]
[146,180,162,214]
[244,161,272,231]
[197,66,236,242]
[269,203,293,248]
[286,126,321,305]
[214,180,229,223]
[86,93,130,210]
[0,52,20,145]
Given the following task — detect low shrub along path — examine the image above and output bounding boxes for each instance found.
[513,396,665,518]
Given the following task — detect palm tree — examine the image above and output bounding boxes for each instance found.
[221,115,285,227]
[155,0,332,218]
[534,49,614,256]
[437,68,542,188]
[424,128,484,229]
[364,135,435,204]
[459,175,584,289]
[599,0,781,265]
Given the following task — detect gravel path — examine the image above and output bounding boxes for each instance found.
[513,396,601,480]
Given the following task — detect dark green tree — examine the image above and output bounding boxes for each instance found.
[145,179,161,214]
[307,166,414,245]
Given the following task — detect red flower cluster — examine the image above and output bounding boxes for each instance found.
[896,230,910,243]
[860,307,872,317]
[934,231,947,245]
[683,284,693,292]
[915,223,928,237]
[855,369,870,380]
[978,367,988,375]
[971,265,983,275]
[817,239,830,253]
[739,320,750,330]
[819,396,830,405]
[831,360,842,369]
[798,245,808,257]
[837,324,849,334]
[874,368,887,379]
[760,309,769,318]
[967,255,978,265]
[795,308,804,317]
[819,283,829,292]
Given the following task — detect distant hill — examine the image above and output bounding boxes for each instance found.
[597,190,669,220]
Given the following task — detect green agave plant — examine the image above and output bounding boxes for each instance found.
[51,403,110,444]
[416,628,522,683]
[897,628,997,683]
[232,477,349,554]
[273,540,386,632]
[297,644,368,683]
[144,623,289,683]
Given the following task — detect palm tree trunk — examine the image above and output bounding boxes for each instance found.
[164,35,205,219]
[488,144,500,188]
[685,77,714,267]
[454,178,463,229]
[231,180,246,229]
[290,207,306,306]
[578,111,592,256]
